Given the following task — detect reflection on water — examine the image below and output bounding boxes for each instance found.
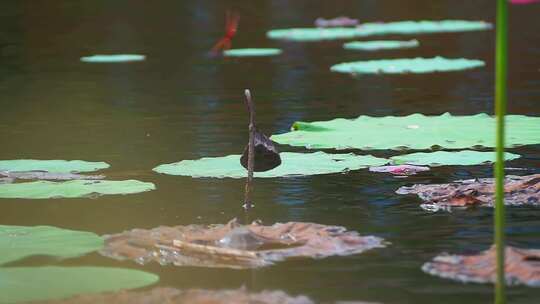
[1,0,540,303]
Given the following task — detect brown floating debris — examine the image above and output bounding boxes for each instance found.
[100,219,385,269]
[396,174,540,211]
[31,287,315,304]
[369,164,430,176]
[0,170,105,181]
[423,245,540,287]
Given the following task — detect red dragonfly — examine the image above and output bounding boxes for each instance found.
[211,11,240,55]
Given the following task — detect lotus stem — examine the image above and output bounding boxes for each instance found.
[243,89,255,210]
[495,0,508,303]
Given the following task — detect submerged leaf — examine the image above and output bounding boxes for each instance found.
[80,54,146,63]
[391,150,521,166]
[223,48,282,57]
[423,245,540,287]
[343,40,419,51]
[331,57,484,75]
[101,219,386,269]
[0,159,109,173]
[0,180,155,199]
[267,20,492,41]
[0,266,158,303]
[152,152,388,178]
[0,225,103,265]
[271,113,540,150]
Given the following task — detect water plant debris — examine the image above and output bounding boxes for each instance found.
[271,113,540,150]
[331,57,485,75]
[423,245,540,287]
[396,174,540,210]
[369,164,430,176]
[100,219,385,269]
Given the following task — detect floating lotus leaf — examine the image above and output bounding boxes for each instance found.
[0,266,158,303]
[153,152,388,178]
[270,113,540,150]
[396,174,540,211]
[0,225,103,265]
[343,40,419,51]
[330,57,485,75]
[223,48,282,57]
[423,245,540,287]
[0,159,109,173]
[100,219,386,269]
[32,287,315,304]
[390,150,521,166]
[80,54,146,63]
[0,171,104,181]
[267,20,492,41]
[0,180,155,199]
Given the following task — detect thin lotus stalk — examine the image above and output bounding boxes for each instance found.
[495,0,508,303]
[243,89,255,210]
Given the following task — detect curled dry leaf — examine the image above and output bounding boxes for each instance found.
[32,287,315,304]
[369,164,430,176]
[423,245,540,287]
[396,174,540,210]
[100,219,385,269]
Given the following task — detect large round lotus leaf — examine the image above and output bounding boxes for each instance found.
[223,48,282,57]
[0,225,103,265]
[270,113,540,150]
[153,152,388,178]
[0,180,155,199]
[0,160,109,173]
[0,266,158,303]
[267,20,492,41]
[330,57,485,74]
[80,54,146,63]
[343,40,419,51]
[391,150,521,166]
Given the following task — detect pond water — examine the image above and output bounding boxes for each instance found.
[1,0,539,303]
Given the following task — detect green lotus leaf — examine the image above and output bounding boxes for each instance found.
[153,152,388,178]
[331,57,485,74]
[80,54,146,63]
[0,225,103,265]
[343,39,419,51]
[271,113,540,150]
[267,20,492,41]
[223,48,282,57]
[0,180,155,199]
[391,150,521,166]
[0,266,158,303]
[0,160,109,173]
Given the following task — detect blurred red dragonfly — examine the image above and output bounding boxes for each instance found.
[211,11,240,55]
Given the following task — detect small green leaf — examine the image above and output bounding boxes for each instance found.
[0,180,155,199]
[343,40,419,51]
[0,160,109,173]
[153,152,388,178]
[0,266,158,303]
[271,113,540,150]
[80,54,146,63]
[0,225,103,265]
[223,48,282,57]
[391,150,521,166]
[331,57,485,75]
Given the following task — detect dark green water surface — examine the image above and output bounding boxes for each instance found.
[1,1,539,303]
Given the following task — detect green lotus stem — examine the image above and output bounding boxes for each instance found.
[495,0,508,303]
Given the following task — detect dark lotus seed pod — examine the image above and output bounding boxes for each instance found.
[240,131,281,172]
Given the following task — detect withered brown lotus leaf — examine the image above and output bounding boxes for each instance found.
[29,287,315,304]
[396,174,540,210]
[423,245,540,287]
[100,219,385,269]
